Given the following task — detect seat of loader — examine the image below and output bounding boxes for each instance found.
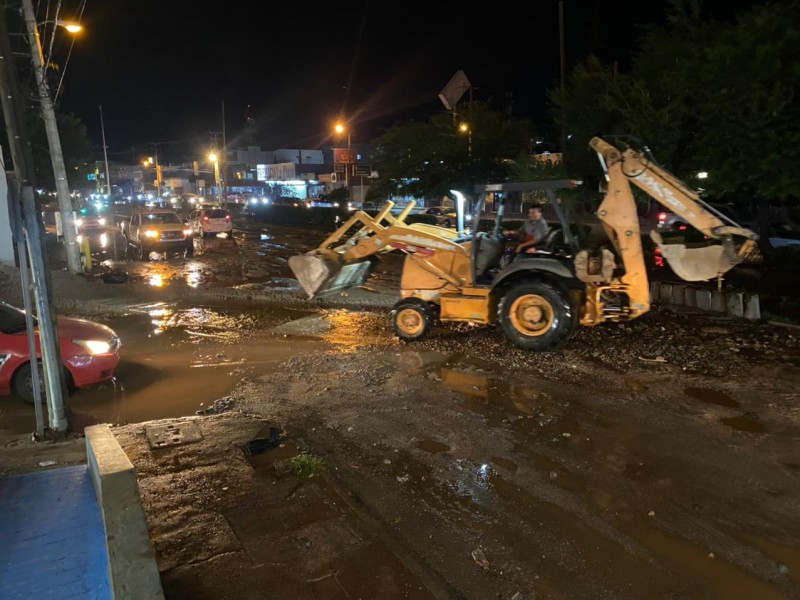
[473,232,505,284]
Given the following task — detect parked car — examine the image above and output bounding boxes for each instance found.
[764,223,800,248]
[123,208,193,260]
[189,207,233,238]
[0,301,121,404]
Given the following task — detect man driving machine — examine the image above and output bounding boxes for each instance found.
[504,203,548,254]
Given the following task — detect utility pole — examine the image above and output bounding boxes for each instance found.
[221,100,227,209]
[99,105,112,196]
[21,0,81,274]
[0,8,69,432]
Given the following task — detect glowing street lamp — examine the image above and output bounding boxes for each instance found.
[334,121,351,190]
[59,21,82,33]
[458,122,472,157]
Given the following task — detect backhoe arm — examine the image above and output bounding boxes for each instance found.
[590,137,758,282]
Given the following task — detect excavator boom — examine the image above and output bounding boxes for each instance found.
[590,137,758,282]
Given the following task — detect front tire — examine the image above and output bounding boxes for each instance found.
[497,281,575,351]
[12,361,72,404]
[391,299,434,342]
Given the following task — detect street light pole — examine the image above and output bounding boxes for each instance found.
[21,0,82,274]
[346,133,351,191]
[99,105,112,196]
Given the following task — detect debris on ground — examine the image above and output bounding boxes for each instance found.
[471,547,490,570]
[243,426,281,455]
[196,396,236,415]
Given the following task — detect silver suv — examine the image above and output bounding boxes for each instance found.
[123,208,193,260]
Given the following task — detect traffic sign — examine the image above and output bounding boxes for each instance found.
[353,164,372,176]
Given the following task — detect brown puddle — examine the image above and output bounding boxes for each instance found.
[490,456,518,472]
[741,533,799,588]
[316,541,437,599]
[720,414,767,433]
[619,515,788,600]
[248,439,303,470]
[413,439,450,454]
[440,367,552,418]
[685,386,740,407]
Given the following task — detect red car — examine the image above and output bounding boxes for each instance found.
[0,301,121,403]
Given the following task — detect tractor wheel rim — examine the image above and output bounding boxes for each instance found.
[509,294,555,336]
[397,308,424,336]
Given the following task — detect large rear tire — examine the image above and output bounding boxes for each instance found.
[498,281,575,351]
[391,299,434,342]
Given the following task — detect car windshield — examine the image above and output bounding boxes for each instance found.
[205,209,228,218]
[0,302,33,334]
[142,212,181,224]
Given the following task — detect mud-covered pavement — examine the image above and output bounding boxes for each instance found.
[7,218,800,598]
[111,304,800,599]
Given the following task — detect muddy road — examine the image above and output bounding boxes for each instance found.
[12,216,800,598]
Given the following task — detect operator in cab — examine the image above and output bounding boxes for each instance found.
[504,203,548,254]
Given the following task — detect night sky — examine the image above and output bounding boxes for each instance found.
[32,0,762,162]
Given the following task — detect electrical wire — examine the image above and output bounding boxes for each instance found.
[54,0,85,99]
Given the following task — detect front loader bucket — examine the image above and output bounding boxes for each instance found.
[651,231,740,281]
[289,254,373,299]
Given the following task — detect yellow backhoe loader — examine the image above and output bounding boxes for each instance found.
[289,137,758,351]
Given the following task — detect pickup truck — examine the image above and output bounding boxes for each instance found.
[122,208,193,260]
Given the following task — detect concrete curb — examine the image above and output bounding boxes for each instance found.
[650,281,761,320]
[85,424,164,600]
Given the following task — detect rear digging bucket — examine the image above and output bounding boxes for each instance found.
[651,231,740,281]
[289,254,373,299]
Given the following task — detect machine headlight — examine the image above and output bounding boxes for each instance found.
[73,339,112,355]
[144,230,159,238]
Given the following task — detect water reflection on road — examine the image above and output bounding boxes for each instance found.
[97,219,327,291]
[0,302,321,435]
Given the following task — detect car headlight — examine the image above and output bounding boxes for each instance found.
[98,218,106,226]
[73,339,112,355]
[183,229,192,236]
[144,230,159,238]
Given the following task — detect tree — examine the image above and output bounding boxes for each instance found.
[550,0,800,206]
[368,102,535,203]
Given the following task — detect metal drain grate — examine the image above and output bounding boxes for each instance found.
[145,421,204,449]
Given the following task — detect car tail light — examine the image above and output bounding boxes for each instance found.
[225,215,230,221]
[678,225,687,231]
[203,216,210,222]
[658,212,667,222]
